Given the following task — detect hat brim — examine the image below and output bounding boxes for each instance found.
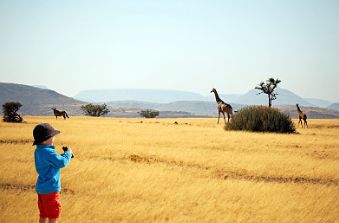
[32,130,60,145]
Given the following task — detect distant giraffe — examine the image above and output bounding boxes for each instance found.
[210,88,233,124]
[296,104,308,128]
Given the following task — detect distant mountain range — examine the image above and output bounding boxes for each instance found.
[75,88,241,104]
[75,87,337,108]
[235,88,313,106]
[304,98,332,108]
[1,82,339,118]
[75,89,207,103]
[328,103,339,110]
[0,83,201,117]
[107,100,228,115]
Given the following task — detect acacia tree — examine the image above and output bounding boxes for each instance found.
[255,78,281,108]
[2,101,23,122]
[81,103,110,117]
[139,109,159,118]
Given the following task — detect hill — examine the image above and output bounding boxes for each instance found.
[75,88,243,104]
[0,82,85,115]
[304,98,332,108]
[235,87,313,106]
[328,103,339,111]
[0,83,201,118]
[75,89,208,103]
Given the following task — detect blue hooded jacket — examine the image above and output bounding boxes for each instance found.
[34,145,72,194]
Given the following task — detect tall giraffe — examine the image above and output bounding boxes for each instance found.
[210,88,233,124]
[296,104,308,128]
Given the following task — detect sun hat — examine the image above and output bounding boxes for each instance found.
[33,123,60,145]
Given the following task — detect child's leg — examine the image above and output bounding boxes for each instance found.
[39,217,48,223]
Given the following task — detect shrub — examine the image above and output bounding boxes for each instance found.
[81,103,110,117]
[2,101,23,123]
[139,109,159,118]
[225,106,295,133]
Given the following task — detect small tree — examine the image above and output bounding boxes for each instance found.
[81,103,110,117]
[255,77,281,107]
[139,109,159,118]
[2,101,23,122]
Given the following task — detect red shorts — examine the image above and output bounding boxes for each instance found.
[38,192,61,219]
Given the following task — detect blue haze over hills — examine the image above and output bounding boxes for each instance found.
[74,87,332,108]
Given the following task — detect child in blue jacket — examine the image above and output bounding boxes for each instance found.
[33,123,73,223]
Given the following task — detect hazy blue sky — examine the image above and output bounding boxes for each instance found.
[1,0,339,101]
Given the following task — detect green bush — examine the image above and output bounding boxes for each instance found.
[225,106,295,133]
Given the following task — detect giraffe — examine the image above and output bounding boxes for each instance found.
[210,88,233,124]
[296,104,308,128]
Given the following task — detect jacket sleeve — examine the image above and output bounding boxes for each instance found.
[46,149,72,168]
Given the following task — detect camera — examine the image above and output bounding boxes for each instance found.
[62,146,74,158]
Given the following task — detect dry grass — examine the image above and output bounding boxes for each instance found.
[0,117,338,223]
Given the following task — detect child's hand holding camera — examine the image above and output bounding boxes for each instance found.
[62,146,74,158]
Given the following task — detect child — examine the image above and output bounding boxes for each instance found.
[33,123,73,223]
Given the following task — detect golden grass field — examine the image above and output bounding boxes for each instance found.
[0,116,338,223]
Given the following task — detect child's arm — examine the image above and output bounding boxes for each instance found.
[46,149,72,168]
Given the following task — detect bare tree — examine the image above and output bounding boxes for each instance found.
[255,78,281,108]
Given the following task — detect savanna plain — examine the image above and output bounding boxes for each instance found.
[0,116,338,223]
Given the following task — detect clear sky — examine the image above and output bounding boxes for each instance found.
[1,0,339,101]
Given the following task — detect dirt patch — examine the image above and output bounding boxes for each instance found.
[127,154,338,186]
[89,155,125,162]
[310,124,339,129]
[214,169,338,186]
[308,150,330,160]
[128,154,210,170]
[0,183,75,195]
[86,154,339,187]
[0,139,32,144]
